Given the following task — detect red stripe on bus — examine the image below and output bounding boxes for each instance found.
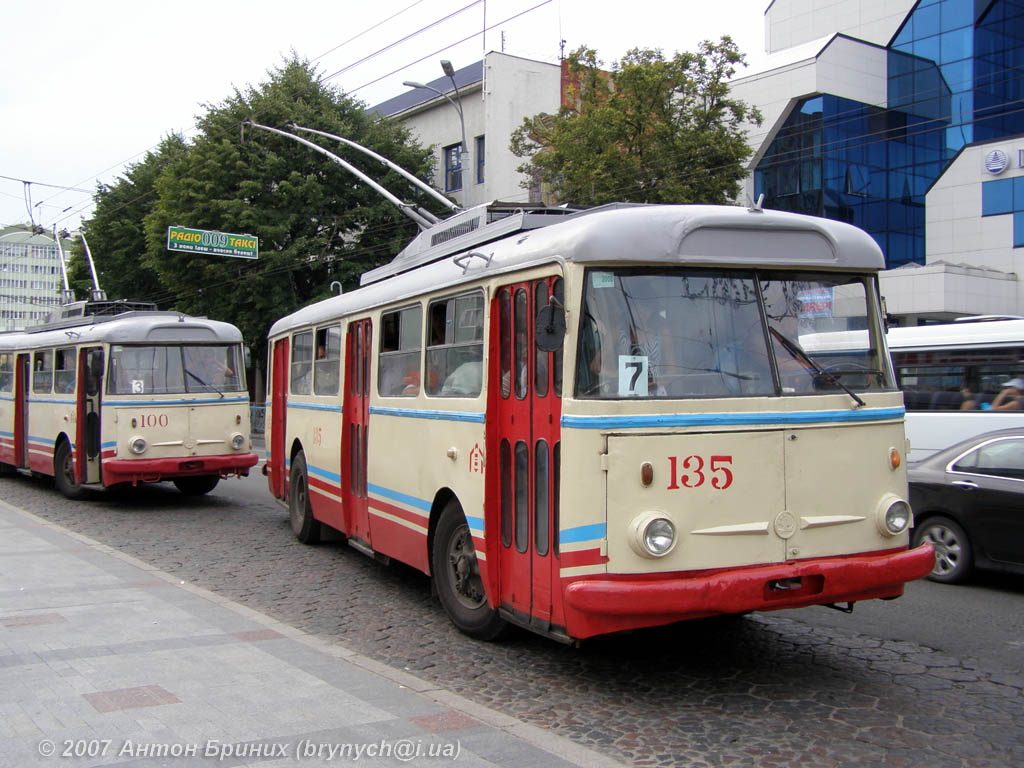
[367,496,429,529]
[559,548,609,568]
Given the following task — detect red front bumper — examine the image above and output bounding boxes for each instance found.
[102,453,259,485]
[562,544,935,639]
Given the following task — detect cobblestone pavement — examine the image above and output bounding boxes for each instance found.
[6,475,1023,768]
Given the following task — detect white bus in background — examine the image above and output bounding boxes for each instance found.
[887,318,1024,461]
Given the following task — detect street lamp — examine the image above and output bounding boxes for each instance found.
[403,60,470,174]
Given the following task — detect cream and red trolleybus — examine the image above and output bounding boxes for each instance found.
[0,299,258,498]
[264,196,935,643]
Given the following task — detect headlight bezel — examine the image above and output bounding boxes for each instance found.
[629,512,677,558]
[230,432,246,451]
[877,495,912,536]
[128,436,147,455]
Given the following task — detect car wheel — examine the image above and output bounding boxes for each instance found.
[432,499,507,640]
[913,516,973,584]
[53,440,86,500]
[172,475,220,496]
[288,452,321,544]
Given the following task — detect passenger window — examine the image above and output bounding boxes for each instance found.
[426,291,484,397]
[54,348,77,394]
[291,331,313,395]
[0,353,13,393]
[33,350,53,394]
[378,305,422,397]
[314,326,342,396]
[954,439,1024,480]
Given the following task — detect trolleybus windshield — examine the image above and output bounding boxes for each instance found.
[108,344,245,395]
[575,269,893,399]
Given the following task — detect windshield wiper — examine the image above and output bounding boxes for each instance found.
[184,367,224,399]
[769,327,865,408]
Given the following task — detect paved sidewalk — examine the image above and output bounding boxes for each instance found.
[0,500,625,768]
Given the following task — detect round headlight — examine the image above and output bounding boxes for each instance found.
[230,432,246,451]
[129,436,147,455]
[644,518,676,556]
[884,500,911,534]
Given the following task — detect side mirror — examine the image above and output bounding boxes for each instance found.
[243,345,252,369]
[535,304,566,352]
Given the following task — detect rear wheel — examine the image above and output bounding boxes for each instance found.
[913,516,973,584]
[432,500,507,640]
[53,440,86,500]
[289,453,321,544]
[173,475,220,496]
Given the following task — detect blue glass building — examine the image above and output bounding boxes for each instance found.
[753,0,1024,268]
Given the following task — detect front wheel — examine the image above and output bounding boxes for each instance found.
[289,453,321,544]
[912,516,973,584]
[173,475,220,496]
[432,500,507,640]
[54,440,86,500]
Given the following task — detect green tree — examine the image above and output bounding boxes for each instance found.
[510,39,761,206]
[137,57,440,368]
[67,134,188,301]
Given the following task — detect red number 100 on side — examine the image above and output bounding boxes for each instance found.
[666,455,734,490]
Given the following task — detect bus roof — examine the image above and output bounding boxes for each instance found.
[887,319,1024,351]
[0,311,243,350]
[271,204,884,338]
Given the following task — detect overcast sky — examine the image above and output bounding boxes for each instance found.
[0,0,770,232]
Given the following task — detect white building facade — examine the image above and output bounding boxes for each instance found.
[370,52,563,210]
[0,228,67,331]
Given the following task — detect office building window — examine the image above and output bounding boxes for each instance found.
[476,136,485,184]
[444,144,462,192]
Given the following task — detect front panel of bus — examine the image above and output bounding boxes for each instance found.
[554,266,927,639]
[101,342,256,484]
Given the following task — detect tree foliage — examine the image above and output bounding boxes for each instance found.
[510,39,761,206]
[69,57,441,369]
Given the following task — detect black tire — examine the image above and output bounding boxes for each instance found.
[432,500,507,640]
[172,475,220,496]
[912,516,973,584]
[288,453,321,544]
[53,440,86,500]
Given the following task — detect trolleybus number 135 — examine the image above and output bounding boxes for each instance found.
[666,454,734,490]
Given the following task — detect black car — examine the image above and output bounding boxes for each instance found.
[909,427,1024,583]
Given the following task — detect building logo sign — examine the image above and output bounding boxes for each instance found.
[166,226,259,259]
[984,149,1010,175]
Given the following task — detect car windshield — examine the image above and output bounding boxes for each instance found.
[108,344,245,395]
[575,268,893,399]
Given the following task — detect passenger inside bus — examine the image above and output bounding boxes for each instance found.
[989,378,1024,410]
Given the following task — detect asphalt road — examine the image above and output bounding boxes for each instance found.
[5,469,1023,768]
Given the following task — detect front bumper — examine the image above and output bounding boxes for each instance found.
[562,544,935,639]
[102,453,259,485]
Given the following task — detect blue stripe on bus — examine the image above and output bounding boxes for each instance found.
[307,462,341,484]
[367,483,432,512]
[561,407,905,430]
[103,397,249,406]
[101,441,117,449]
[27,435,55,446]
[465,515,484,533]
[289,402,345,413]
[0,394,15,401]
[29,398,75,405]
[561,523,607,544]
[0,430,13,438]
[368,406,486,423]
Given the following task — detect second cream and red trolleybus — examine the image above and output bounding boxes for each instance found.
[264,201,935,643]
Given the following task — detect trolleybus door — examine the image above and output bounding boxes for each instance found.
[269,338,289,499]
[343,318,372,543]
[76,347,103,484]
[489,278,562,631]
[14,353,29,469]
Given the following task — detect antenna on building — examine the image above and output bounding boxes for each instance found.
[78,233,107,301]
[242,121,441,231]
[52,226,76,305]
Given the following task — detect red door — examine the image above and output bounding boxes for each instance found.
[76,347,103,484]
[14,353,29,469]
[269,339,289,499]
[487,277,563,631]
[343,319,372,543]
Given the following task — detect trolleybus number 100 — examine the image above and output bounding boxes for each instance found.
[133,414,170,428]
[666,454,734,490]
